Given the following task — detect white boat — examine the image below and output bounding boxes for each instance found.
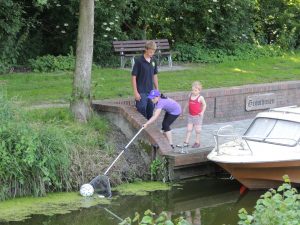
[207,106,300,189]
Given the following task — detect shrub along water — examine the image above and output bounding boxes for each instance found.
[0,96,116,201]
[119,178,300,225]
[22,106,114,189]
[238,175,300,225]
[0,94,72,201]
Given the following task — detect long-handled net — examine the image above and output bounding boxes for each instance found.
[89,127,144,197]
[90,175,112,197]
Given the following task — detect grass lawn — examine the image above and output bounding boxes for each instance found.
[0,52,300,105]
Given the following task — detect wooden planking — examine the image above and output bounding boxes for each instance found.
[113,39,168,44]
[113,39,170,53]
[112,39,174,67]
[114,46,170,52]
[113,42,169,46]
[164,148,215,180]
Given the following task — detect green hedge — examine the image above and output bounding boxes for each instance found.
[174,43,284,63]
[28,54,75,72]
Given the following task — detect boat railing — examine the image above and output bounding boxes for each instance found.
[213,125,252,155]
[213,125,299,155]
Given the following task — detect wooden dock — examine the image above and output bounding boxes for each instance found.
[164,147,216,180]
[160,120,252,180]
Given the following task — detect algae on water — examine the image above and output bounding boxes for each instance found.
[114,181,171,196]
[0,192,110,222]
[0,181,171,222]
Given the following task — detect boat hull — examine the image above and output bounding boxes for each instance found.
[217,160,300,190]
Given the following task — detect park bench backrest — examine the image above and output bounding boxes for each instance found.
[112,39,170,55]
[112,39,173,68]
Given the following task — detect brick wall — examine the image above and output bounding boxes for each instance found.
[95,80,300,125]
[93,81,300,180]
[93,80,300,153]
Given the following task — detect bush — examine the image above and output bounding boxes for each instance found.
[28,53,75,72]
[0,94,71,200]
[174,43,284,63]
[22,107,114,191]
[93,40,121,67]
[238,175,300,225]
[150,158,168,182]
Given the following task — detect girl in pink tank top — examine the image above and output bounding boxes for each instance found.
[178,81,207,149]
[189,95,203,116]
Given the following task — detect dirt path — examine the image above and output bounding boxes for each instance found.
[25,103,69,110]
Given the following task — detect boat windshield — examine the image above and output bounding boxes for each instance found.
[244,118,300,146]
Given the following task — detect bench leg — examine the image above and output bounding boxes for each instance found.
[120,56,125,68]
[157,54,161,67]
[168,55,173,67]
[131,57,135,69]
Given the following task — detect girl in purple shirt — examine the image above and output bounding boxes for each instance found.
[143,89,181,149]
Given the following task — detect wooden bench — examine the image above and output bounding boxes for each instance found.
[112,39,174,68]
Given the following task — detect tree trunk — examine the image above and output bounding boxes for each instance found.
[70,0,94,122]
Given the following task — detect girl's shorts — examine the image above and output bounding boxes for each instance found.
[188,114,203,126]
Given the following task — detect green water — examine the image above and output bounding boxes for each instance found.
[0,178,262,225]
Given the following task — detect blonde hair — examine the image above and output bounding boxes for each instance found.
[145,41,157,50]
[192,81,202,91]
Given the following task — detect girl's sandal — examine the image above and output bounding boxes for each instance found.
[183,142,189,147]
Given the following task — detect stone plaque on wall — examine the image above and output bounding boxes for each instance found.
[246,93,277,111]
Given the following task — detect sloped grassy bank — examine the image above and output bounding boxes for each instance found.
[0,95,69,200]
[0,94,167,221]
[0,94,151,202]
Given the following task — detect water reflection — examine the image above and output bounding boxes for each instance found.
[166,178,242,225]
[1,178,263,225]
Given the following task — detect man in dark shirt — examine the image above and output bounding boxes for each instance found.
[131,41,159,119]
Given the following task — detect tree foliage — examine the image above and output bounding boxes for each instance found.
[256,0,300,49]
[0,1,27,72]
[1,0,300,72]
